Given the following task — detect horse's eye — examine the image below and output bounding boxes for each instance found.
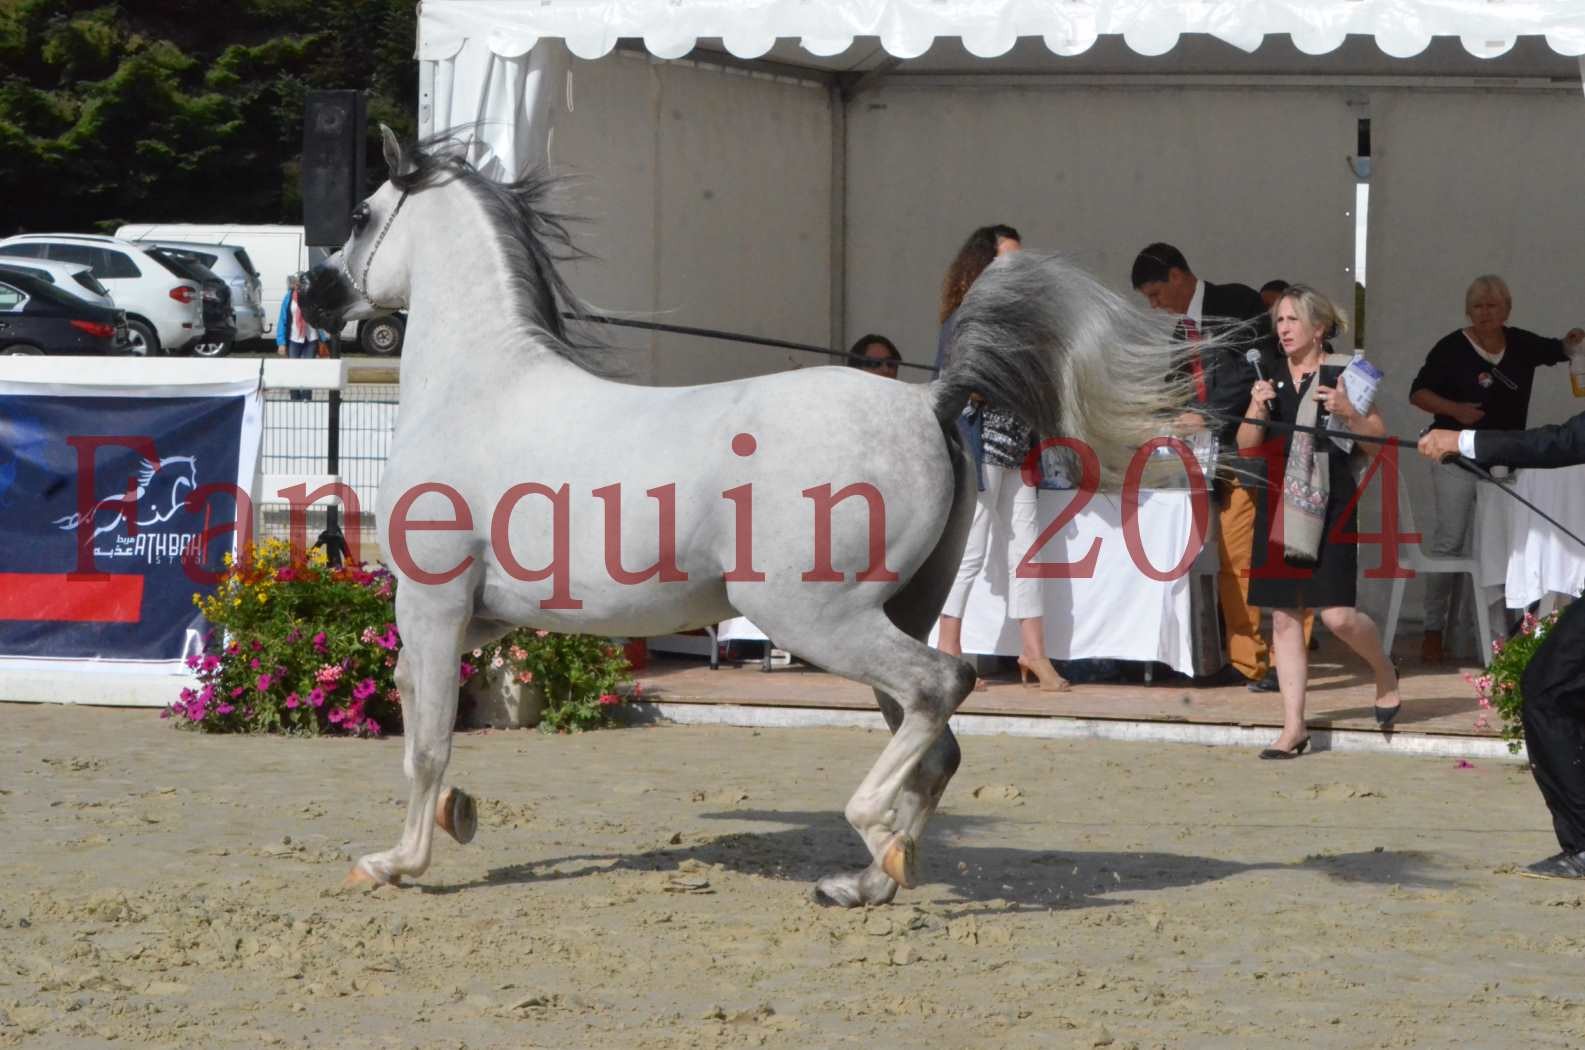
[351,202,371,232]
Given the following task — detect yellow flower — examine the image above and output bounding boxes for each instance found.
[257,591,269,603]
[222,551,234,567]
[233,597,242,606]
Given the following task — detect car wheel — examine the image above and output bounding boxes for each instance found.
[191,338,233,358]
[360,316,405,356]
[125,320,159,357]
[1,343,44,355]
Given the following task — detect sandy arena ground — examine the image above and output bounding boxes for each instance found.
[2,703,1583,1050]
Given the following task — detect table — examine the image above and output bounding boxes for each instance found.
[678,487,1215,677]
[1474,463,1585,609]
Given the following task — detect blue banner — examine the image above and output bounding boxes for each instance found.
[0,386,261,668]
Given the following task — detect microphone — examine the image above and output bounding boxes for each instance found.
[1244,347,1265,382]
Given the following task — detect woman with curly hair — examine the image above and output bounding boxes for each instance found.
[932,224,1069,691]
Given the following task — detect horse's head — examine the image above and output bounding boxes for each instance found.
[300,126,416,332]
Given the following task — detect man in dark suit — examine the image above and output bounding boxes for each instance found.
[1132,242,1282,692]
[1421,415,1585,878]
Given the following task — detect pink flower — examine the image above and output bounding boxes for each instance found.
[328,707,344,724]
[312,631,328,653]
[352,678,377,701]
[185,654,200,670]
[490,655,505,669]
[276,567,297,582]
[250,640,263,652]
[598,693,621,707]
[516,670,533,684]
[216,702,234,715]
[458,661,477,682]
[361,626,379,644]
[249,658,261,670]
[201,654,220,672]
[307,687,326,708]
[256,673,273,692]
[315,664,343,686]
[230,686,245,699]
[285,693,300,709]
[509,646,527,661]
[534,629,549,638]
[377,625,399,650]
[362,718,381,736]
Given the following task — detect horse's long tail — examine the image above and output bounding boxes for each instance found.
[931,252,1197,486]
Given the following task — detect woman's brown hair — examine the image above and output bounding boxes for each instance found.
[939,224,1020,323]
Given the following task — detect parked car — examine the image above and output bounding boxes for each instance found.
[0,258,114,308]
[120,239,263,343]
[144,247,236,357]
[0,234,203,356]
[115,222,405,355]
[0,270,128,356]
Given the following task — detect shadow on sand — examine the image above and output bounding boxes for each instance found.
[431,807,1455,911]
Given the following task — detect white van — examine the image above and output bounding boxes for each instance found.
[114,223,405,355]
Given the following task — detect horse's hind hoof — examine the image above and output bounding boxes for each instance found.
[436,787,477,844]
[879,832,918,889]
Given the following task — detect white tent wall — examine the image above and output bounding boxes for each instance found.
[1366,86,1585,628]
[543,52,835,385]
[844,83,1358,371]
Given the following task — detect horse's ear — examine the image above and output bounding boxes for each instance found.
[380,125,408,176]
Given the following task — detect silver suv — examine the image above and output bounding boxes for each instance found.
[127,240,263,343]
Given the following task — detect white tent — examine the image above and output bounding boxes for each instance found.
[415,1,1585,626]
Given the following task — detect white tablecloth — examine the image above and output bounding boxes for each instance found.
[717,489,1207,674]
[1475,464,1585,609]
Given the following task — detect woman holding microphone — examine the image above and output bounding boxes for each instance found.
[1238,285,1400,758]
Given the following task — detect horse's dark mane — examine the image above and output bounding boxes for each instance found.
[390,135,624,379]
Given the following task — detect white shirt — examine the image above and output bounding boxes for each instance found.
[1458,430,1479,458]
[1185,277,1205,328]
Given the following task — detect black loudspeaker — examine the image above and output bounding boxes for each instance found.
[302,90,367,247]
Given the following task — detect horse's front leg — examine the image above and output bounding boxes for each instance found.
[346,597,474,888]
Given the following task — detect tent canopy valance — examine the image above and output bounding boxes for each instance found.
[418,0,1585,64]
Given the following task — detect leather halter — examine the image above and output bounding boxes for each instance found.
[350,190,410,311]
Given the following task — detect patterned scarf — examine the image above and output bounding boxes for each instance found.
[1280,378,1329,566]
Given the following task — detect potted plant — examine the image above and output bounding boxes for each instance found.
[467,629,634,733]
[1468,609,1564,753]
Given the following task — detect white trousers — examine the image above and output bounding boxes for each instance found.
[943,463,1044,621]
[1422,457,1500,633]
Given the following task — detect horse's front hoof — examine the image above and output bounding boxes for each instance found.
[879,832,918,889]
[342,864,401,891]
[435,787,477,844]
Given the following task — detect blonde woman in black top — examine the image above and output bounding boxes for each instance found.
[1408,275,1584,664]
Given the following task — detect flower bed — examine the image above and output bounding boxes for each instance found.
[169,539,635,736]
[168,540,406,736]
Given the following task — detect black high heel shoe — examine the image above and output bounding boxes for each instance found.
[1259,736,1311,760]
[1374,669,1402,728]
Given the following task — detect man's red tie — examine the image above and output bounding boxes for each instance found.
[1183,317,1208,402]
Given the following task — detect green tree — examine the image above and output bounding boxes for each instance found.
[0,0,417,233]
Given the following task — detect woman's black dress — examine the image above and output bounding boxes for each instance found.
[1246,356,1360,611]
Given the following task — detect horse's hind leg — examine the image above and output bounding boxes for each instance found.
[768,611,974,907]
[345,596,476,888]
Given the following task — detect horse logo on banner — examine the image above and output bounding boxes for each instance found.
[53,455,199,546]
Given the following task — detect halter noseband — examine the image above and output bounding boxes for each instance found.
[350,190,410,311]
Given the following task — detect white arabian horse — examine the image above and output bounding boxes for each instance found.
[301,128,1191,906]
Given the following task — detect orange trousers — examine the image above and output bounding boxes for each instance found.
[1220,483,1312,680]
